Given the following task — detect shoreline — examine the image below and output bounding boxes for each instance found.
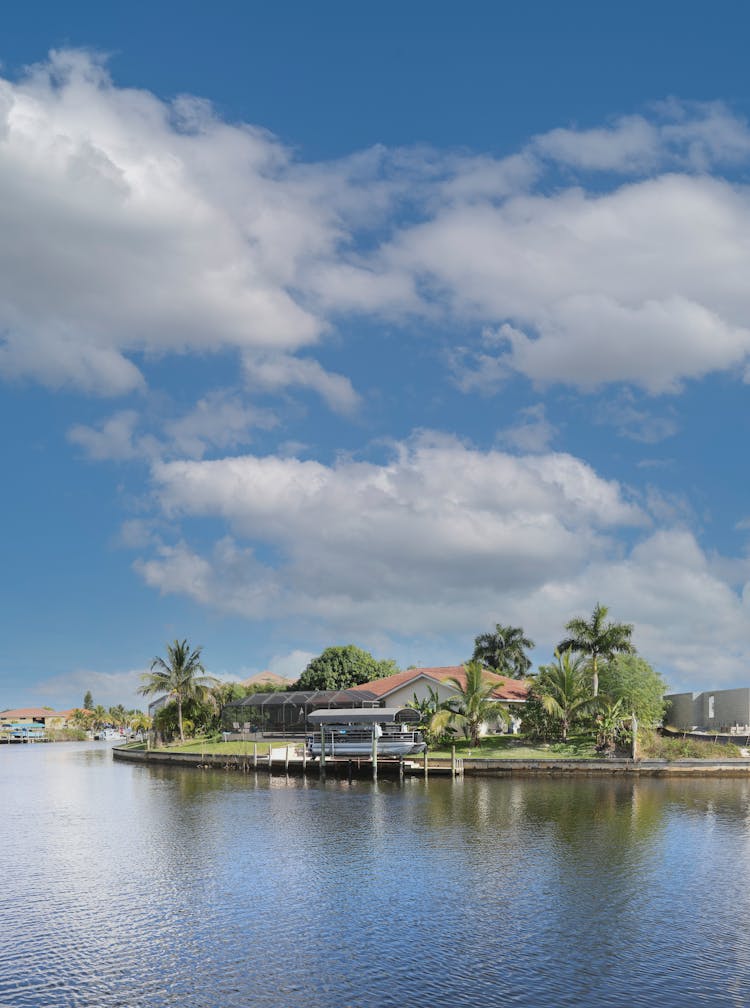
[112,745,750,778]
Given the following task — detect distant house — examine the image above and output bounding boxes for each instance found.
[666,688,750,732]
[0,707,76,729]
[350,665,529,734]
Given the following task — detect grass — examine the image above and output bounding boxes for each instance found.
[157,738,294,756]
[638,729,743,761]
[424,734,598,760]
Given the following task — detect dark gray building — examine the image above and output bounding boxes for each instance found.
[665,688,750,731]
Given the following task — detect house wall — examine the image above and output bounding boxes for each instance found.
[383,677,522,734]
[665,692,698,729]
[698,688,750,729]
[665,689,750,730]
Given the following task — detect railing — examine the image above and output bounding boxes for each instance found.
[310,729,422,742]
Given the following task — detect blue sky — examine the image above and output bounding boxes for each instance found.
[3,1,750,710]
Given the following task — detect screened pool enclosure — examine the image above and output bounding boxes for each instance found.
[222,689,381,736]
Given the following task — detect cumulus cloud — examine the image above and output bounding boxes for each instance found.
[0,50,342,398]
[127,433,750,690]
[137,433,644,631]
[4,53,750,406]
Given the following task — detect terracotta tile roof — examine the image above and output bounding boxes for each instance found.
[0,707,72,719]
[350,666,529,702]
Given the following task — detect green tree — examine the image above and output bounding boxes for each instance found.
[138,639,219,742]
[83,690,93,710]
[471,624,535,678]
[431,661,508,747]
[558,603,634,697]
[536,650,593,742]
[91,705,109,730]
[519,692,562,743]
[296,646,399,691]
[108,704,128,728]
[406,686,455,746]
[129,711,152,735]
[598,654,666,727]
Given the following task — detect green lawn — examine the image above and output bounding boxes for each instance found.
[157,739,295,756]
[425,734,598,760]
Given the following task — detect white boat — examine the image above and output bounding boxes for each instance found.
[306,707,426,758]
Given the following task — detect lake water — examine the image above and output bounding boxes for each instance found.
[1,742,749,1007]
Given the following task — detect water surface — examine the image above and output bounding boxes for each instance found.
[1,742,749,1007]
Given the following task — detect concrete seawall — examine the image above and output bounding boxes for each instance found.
[113,746,750,778]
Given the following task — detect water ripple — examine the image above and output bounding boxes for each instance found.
[2,745,750,1007]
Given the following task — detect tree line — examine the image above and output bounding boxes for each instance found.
[137,603,666,748]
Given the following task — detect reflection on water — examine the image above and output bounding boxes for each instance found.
[1,743,749,1007]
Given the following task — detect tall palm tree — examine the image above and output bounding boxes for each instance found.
[536,650,593,741]
[471,624,535,678]
[558,603,634,697]
[432,661,508,747]
[138,639,218,742]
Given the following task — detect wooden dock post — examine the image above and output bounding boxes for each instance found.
[302,742,307,771]
[423,748,429,778]
[320,726,326,772]
[399,756,404,780]
[451,744,456,776]
[371,731,378,780]
[284,744,289,772]
[253,742,257,769]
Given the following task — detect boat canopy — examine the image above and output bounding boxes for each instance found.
[307,707,420,725]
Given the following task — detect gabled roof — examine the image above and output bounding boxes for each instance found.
[349,665,529,702]
[0,707,72,719]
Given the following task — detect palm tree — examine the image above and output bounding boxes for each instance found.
[432,661,508,747]
[92,705,109,730]
[406,686,455,746]
[471,624,535,678]
[536,650,593,742]
[138,639,218,742]
[129,711,152,738]
[558,603,634,697]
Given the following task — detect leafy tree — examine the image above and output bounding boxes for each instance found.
[406,686,455,746]
[598,654,666,727]
[70,707,95,730]
[519,693,562,743]
[431,661,508,747]
[471,624,535,678]
[558,603,634,697]
[83,690,93,710]
[536,650,593,741]
[138,639,219,742]
[296,646,399,691]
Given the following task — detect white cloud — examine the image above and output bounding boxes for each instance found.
[0,51,340,397]
[385,174,750,393]
[497,403,558,453]
[127,433,750,691]
[4,56,750,405]
[138,434,644,634]
[242,354,360,414]
[68,410,158,460]
[68,391,276,462]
